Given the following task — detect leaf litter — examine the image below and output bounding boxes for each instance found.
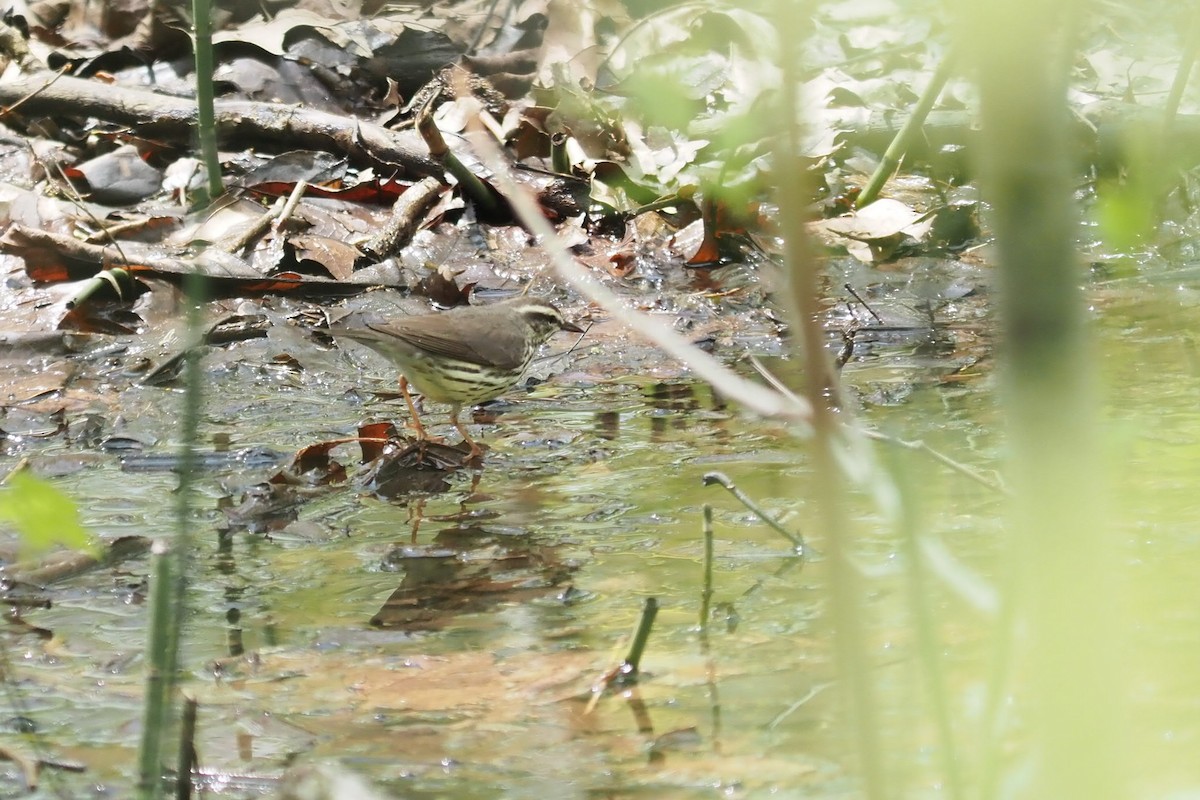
[0,0,1019,794]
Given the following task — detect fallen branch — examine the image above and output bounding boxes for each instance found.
[359,176,446,263]
[461,103,812,426]
[0,72,442,180]
[1,223,402,294]
[0,536,150,587]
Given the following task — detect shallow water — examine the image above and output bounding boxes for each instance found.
[3,262,1199,798]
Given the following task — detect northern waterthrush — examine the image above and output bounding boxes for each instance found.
[336,296,583,459]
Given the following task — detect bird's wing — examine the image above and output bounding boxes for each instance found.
[366,316,529,370]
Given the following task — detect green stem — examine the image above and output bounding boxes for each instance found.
[192,0,223,202]
[700,504,714,632]
[550,132,571,175]
[1164,6,1200,135]
[971,3,1120,796]
[620,597,659,678]
[175,696,198,800]
[887,450,965,800]
[135,541,173,799]
[776,0,887,796]
[857,52,956,208]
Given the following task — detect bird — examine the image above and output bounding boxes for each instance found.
[335,296,583,460]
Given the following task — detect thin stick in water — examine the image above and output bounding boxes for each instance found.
[620,597,659,681]
[175,696,197,800]
[700,505,714,633]
[702,471,806,556]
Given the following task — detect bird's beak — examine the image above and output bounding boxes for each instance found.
[562,320,585,334]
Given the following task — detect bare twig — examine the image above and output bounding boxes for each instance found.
[460,101,811,426]
[0,743,39,791]
[843,283,884,324]
[766,681,835,730]
[702,472,806,555]
[271,180,309,237]
[359,176,446,262]
[862,430,1010,496]
[223,195,287,256]
[0,65,66,119]
[747,355,1008,495]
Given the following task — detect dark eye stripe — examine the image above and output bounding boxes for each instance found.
[521,309,563,326]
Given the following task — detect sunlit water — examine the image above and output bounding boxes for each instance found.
[3,270,1200,798]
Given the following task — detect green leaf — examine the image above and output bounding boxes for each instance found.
[1094,178,1156,250]
[0,471,97,557]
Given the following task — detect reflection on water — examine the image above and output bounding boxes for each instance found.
[7,279,1200,796]
[369,522,576,630]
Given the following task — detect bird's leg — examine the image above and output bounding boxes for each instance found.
[398,376,430,442]
[448,406,483,460]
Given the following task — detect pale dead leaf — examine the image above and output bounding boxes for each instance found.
[810,198,935,262]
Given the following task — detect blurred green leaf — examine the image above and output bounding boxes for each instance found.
[1094,178,1156,250]
[0,471,96,557]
